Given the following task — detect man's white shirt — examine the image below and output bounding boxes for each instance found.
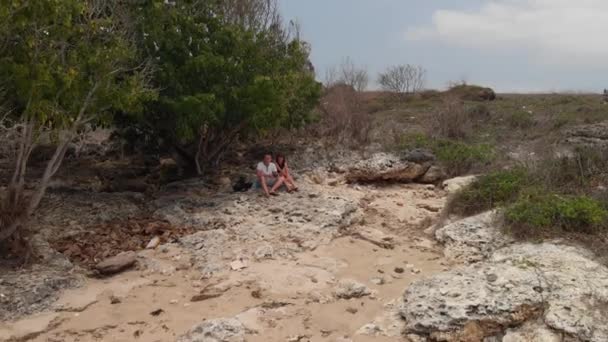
[256,162,277,177]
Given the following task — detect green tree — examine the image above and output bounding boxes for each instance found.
[0,0,154,248]
[126,0,320,174]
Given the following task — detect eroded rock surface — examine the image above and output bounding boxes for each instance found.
[157,188,360,275]
[401,243,608,341]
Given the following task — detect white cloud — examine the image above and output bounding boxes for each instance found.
[405,0,608,66]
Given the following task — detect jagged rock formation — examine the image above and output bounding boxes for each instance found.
[344,152,446,184]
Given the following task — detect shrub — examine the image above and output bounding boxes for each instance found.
[508,111,535,128]
[399,133,495,176]
[432,96,470,139]
[448,168,529,215]
[468,103,491,121]
[505,193,608,235]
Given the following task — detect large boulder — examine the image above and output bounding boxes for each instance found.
[177,318,246,342]
[435,211,512,264]
[400,243,608,341]
[345,153,429,184]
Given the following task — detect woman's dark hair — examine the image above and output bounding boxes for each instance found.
[275,153,286,169]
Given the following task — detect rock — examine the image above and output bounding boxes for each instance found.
[345,153,429,184]
[403,149,436,163]
[394,267,405,274]
[441,175,477,193]
[177,318,246,342]
[146,236,161,249]
[95,252,137,275]
[110,295,121,304]
[333,279,372,299]
[418,165,447,184]
[435,211,512,263]
[370,277,385,285]
[400,243,608,342]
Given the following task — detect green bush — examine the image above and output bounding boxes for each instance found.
[433,140,495,176]
[505,193,608,235]
[448,168,529,215]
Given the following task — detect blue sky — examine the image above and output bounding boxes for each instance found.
[280,0,608,93]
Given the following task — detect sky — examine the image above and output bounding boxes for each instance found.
[279,0,608,93]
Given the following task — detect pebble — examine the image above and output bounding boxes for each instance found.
[170,299,179,304]
[412,268,421,274]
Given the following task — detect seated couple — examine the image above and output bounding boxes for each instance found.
[256,153,298,197]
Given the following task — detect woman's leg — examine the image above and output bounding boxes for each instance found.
[270,176,286,193]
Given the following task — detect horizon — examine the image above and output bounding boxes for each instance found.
[280,0,608,93]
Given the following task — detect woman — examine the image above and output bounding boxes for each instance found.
[275,154,298,192]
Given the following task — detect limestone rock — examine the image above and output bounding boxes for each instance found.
[177,318,246,342]
[564,121,608,148]
[400,243,608,341]
[334,279,372,299]
[95,251,137,275]
[441,175,477,194]
[435,211,511,263]
[345,153,428,184]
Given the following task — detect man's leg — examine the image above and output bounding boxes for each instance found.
[258,175,270,196]
[270,176,285,193]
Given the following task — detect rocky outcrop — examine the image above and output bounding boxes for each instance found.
[177,318,246,342]
[401,243,608,341]
[435,211,512,263]
[564,122,608,149]
[345,152,446,184]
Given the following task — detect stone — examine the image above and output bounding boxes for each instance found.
[418,165,447,184]
[230,260,248,271]
[333,279,372,299]
[95,252,137,275]
[400,243,608,342]
[345,153,429,184]
[177,318,246,342]
[435,211,512,264]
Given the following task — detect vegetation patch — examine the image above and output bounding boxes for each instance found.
[448,168,529,216]
[505,193,608,236]
[399,133,495,176]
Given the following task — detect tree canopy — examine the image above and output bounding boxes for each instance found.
[124,0,321,173]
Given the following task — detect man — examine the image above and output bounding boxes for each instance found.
[256,153,285,197]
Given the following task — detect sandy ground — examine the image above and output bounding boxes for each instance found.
[1,182,449,342]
